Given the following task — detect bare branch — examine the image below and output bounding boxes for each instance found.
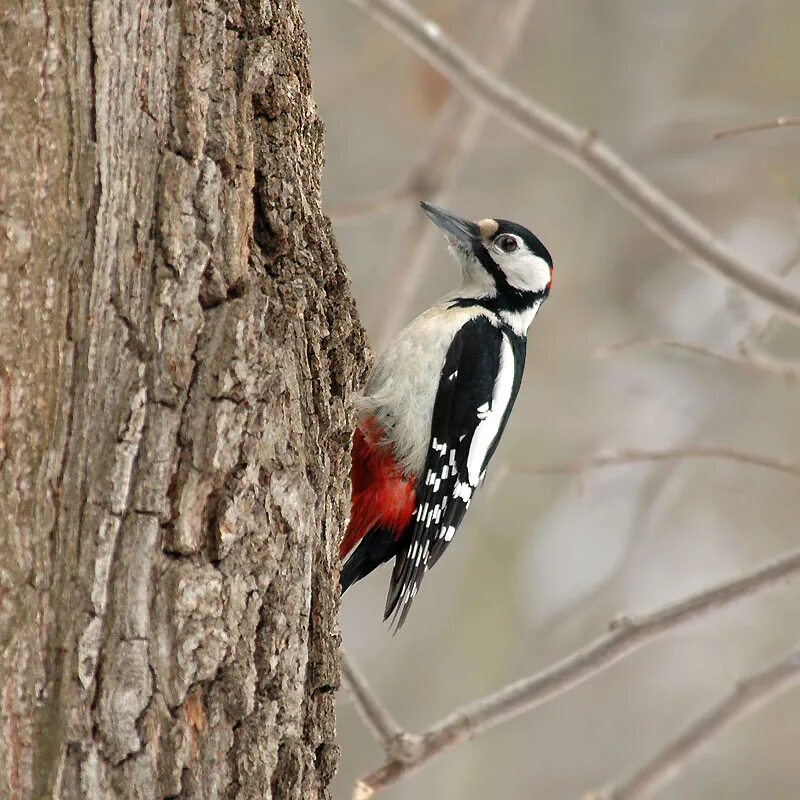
[587,645,800,800]
[712,116,800,140]
[736,244,800,350]
[405,0,540,196]
[523,446,800,480]
[596,247,800,384]
[332,0,535,222]
[354,546,800,795]
[347,0,800,324]
[372,0,538,348]
[340,648,416,757]
[595,337,800,381]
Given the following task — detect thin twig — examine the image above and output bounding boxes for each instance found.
[523,446,800,480]
[595,337,800,381]
[736,244,800,350]
[372,0,538,348]
[347,0,800,324]
[340,648,411,754]
[587,645,800,800]
[712,116,800,140]
[353,545,800,796]
[333,0,535,222]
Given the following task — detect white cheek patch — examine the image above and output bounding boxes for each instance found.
[496,248,551,293]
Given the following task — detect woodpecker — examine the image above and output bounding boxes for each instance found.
[340,201,553,630]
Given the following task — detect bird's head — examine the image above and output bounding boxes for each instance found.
[421,201,553,307]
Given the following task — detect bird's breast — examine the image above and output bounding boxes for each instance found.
[359,305,495,478]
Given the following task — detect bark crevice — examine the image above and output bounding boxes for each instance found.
[0,2,364,798]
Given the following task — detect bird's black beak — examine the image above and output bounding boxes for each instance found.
[420,201,479,248]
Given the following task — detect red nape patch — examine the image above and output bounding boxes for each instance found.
[339,418,416,560]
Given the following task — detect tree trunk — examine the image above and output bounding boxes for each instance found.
[0,2,364,798]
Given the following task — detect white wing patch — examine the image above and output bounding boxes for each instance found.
[466,333,516,485]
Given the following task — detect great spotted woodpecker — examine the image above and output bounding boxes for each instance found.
[340,202,553,629]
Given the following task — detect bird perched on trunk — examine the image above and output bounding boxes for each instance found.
[340,202,553,630]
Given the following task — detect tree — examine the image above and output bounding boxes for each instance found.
[0,2,364,797]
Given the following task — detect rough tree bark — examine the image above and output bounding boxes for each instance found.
[0,2,365,798]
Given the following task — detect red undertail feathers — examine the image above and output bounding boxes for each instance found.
[339,417,415,560]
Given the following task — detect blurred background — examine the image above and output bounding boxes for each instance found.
[305,1,800,797]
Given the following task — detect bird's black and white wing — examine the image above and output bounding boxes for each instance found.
[385,314,526,629]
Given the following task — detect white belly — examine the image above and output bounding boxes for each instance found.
[360,304,493,477]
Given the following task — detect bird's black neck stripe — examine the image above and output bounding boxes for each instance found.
[448,292,546,317]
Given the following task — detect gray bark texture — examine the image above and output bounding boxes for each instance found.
[0,1,366,798]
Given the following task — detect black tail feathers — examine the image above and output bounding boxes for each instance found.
[339,527,400,594]
[382,551,407,621]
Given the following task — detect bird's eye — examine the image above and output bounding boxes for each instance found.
[496,235,518,253]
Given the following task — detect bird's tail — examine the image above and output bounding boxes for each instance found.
[340,527,398,593]
[339,545,370,593]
